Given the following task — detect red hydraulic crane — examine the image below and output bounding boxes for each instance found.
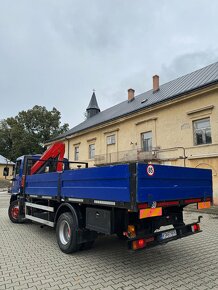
[30,142,65,175]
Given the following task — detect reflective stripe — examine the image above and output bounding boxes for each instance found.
[197,201,211,209]
[68,198,84,203]
[94,200,115,206]
[139,207,162,219]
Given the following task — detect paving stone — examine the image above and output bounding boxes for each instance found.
[0,197,218,290]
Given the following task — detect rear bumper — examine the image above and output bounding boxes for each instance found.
[128,216,202,250]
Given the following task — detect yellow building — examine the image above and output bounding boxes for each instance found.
[49,62,218,205]
[0,154,14,180]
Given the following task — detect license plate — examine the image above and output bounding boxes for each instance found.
[159,229,177,240]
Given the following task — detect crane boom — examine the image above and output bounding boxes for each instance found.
[30,142,65,175]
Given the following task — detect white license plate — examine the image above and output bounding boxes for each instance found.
[160,229,177,240]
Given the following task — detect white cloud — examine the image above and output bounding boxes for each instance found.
[0,0,218,127]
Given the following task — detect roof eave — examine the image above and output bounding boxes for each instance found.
[48,80,218,142]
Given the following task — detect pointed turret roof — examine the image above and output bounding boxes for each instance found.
[49,61,218,142]
[86,92,100,111]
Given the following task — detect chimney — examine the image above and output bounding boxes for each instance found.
[153,75,159,93]
[128,88,135,102]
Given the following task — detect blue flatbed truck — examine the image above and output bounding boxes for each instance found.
[8,143,213,253]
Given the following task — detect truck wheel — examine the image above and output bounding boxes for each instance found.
[56,212,79,254]
[8,200,24,224]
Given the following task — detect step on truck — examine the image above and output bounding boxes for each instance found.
[8,142,213,253]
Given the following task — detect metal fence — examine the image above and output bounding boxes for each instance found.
[94,147,187,166]
[94,149,157,165]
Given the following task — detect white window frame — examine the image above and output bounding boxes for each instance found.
[141,131,152,152]
[89,144,95,159]
[193,118,212,146]
[74,146,79,161]
[106,134,116,145]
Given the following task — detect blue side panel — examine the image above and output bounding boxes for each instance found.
[61,165,130,202]
[25,172,59,197]
[137,164,213,203]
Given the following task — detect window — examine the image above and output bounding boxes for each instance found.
[15,160,22,175]
[74,146,79,161]
[141,131,152,152]
[89,144,95,159]
[107,134,116,145]
[193,118,212,145]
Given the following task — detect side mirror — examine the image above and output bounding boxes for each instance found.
[11,177,16,182]
[3,167,9,177]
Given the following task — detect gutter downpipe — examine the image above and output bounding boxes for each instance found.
[65,137,70,160]
[158,146,187,167]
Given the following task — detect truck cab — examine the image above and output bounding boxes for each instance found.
[11,154,71,196]
[11,155,41,195]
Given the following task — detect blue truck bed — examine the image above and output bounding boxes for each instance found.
[24,163,212,209]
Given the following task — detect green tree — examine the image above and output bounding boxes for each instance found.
[0,106,69,161]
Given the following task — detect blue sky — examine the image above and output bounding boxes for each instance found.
[0,0,218,128]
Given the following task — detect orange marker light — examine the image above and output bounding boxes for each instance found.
[128,225,136,238]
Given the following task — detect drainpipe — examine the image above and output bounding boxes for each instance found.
[65,138,70,160]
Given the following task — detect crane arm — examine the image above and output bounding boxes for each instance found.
[30,142,65,175]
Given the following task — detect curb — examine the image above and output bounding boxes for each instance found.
[184,206,218,216]
[0,187,8,192]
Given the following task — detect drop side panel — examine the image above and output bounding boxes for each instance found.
[136,163,213,203]
[25,172,59,197]
[61,164,131,202]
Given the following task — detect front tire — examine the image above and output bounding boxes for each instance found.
[56,212,79,254]
[8,200,25,223]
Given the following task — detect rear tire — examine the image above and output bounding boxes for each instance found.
[56,212,79,254]
[8,200,25,224]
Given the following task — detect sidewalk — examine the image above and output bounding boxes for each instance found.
[0,188,8,193]
[184,204,218,215]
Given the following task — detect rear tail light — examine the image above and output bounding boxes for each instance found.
[132,237,154,250]
[132,239,146,250]
[191,223,200,233]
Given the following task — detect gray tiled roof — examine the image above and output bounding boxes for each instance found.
[0,154,15,165]
[53,61,218,141]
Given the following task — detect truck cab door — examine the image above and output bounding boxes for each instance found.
[11,160,22,194]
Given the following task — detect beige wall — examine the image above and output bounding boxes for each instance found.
[0,164,14,180]
[56,84,218,204]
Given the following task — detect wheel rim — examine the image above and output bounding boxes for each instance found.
[59,220,71,245]
[11,206,19,220]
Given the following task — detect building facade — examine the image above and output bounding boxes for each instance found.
[49,62,218,205]
[0,155,14,180]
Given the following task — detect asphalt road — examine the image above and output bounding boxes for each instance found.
[0,191,218,290]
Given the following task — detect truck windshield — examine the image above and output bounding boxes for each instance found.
[26,159,39,175]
